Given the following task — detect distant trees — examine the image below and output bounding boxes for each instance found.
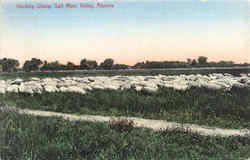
[0,58,19,72]
[134,62,145,69]
[38,58,127,71]
[99,58,114,70]
[41,61,63,71]
[1,55,248,72]
[198,56,208,65]
[112,64,130,70]
[191,59,197,65]
[87,60,98,69]
[80,59,88,69]
[23,58,43,72]
[187,58,192,65]
[217,61,234,67]
[134,61,187,69]
[66,62,76,70]
[80,59,98,70]
[67,62,75,67]
[131,56,242,69]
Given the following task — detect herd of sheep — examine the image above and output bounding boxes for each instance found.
[0,73,250,94]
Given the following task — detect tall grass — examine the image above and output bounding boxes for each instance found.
[1,108,250,160]
[0,68,249,80]
[1,87,250,129]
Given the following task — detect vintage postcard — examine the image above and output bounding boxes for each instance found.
[1,0,250,159]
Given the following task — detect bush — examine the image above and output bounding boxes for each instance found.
[109,118,135,132]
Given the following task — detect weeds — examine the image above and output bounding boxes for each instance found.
[0,68,249,80]
[1,87,250,129]
[109,118,135,132]
[1,111,250,160]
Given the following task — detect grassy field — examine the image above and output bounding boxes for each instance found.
[0,68,249,80]
[1,109,250,160]
[1,86,250,129]
[1,70,250,159]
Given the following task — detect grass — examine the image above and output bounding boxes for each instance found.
[1,86,250,129]
[1,108,250,160]
[0,68,249,80]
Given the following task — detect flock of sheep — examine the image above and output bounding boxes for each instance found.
[0,73,250,94]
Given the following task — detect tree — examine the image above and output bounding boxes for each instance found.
[23,61,31,72]
[41,61,62,71]
[112,64,130,70]
[197,56,208,65]
[134,62,145,69]
[191,59,197,65]
[66,62,75,70]
[67,62,75,66]
[80,58,88,69]
[217,61,234,67]
[187,58,192,64]
[100,58,114,70]
[86,60,98,69]
[23,58,42,72]
[80,58,98,70]
[0,58,19,72]
[44,60,48,66]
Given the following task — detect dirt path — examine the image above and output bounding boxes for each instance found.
[5,107,250,137]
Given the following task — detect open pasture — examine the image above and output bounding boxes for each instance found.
[1,69,250,159]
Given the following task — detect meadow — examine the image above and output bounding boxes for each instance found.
[0,67,249,80]
[1,108,250,160]
[1,68,250,159]
[1,86,250,129]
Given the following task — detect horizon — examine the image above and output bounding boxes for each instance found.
[1,56,249,68]
[1,0,249,65]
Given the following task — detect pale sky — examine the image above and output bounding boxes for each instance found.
[1,0,249,65]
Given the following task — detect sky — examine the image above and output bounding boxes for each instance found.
[0,0,249,66]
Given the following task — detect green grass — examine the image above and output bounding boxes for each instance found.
[1,109,250,160]
[1,87,250,129]
[0,68,249,80]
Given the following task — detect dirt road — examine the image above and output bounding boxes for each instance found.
[5,107,248,137]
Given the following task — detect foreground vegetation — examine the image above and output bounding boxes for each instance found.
[1,87,250,129]
[1,109,250,160]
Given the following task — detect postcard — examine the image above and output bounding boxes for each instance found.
[1,1,250,159]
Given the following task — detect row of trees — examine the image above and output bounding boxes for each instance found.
[134,56,235,69]
[23,58,130,72]
[0,56,248,72]
[0,58,20,72]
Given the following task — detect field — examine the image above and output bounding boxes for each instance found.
[1,68,250,159]
[1,108,250,160]
[1,87,250,129]
[0,67,250,80]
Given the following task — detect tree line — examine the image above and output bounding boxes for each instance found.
[0,56,249,72]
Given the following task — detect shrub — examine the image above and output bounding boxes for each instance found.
[109,118,135,132]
